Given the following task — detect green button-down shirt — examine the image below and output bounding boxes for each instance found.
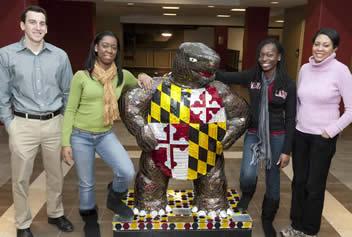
[0,38,73,129]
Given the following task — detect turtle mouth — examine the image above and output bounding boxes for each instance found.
[198,71,214,78]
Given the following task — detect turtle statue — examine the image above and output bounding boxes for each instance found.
[119,42,249,218]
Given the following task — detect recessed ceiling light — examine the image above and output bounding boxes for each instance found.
[270,1,279,4]
[217,14,231,18]
[275,20,285,23]
[163,13,177,16]
[162,6,180,10]
[208,5,215,8]
[127,2,135,5]
[161,32,173,37]
[231,8,246,12]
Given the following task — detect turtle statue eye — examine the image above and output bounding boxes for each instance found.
[189,57,198,63]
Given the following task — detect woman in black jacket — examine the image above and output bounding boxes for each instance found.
[216,38,296,237]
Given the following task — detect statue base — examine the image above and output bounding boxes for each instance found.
[112,189,252,237]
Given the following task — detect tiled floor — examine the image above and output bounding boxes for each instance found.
[0,122,351,237]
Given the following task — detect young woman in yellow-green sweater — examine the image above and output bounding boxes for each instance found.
[61,31,152,236]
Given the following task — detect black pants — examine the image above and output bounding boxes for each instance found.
[290,129,337,235]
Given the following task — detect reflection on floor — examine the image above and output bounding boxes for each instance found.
[0,122,351,237]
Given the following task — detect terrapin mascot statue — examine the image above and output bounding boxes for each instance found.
[119,42,249,217]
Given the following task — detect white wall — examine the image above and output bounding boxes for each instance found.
[227,27,244,70]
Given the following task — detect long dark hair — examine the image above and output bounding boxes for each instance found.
[254,37,289,90]
[84,31,123,86]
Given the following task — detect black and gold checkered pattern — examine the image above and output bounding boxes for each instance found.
[188,122,226,179]
[148,82,191,124]
[148,82,226,180]
[112,189,252,231]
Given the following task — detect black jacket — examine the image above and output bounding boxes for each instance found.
[216,69,296,155]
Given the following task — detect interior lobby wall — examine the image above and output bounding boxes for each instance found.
[184,27,214,48]
[282,5,306,80]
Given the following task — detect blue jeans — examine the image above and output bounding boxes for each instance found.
[71,128,135,210]
[240,131,285,200]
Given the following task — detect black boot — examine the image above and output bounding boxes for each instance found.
[237,179,257,211]
[79,208,101,237]
[107,182,134,220]
[17,228,33,237]
[261,196,279,237]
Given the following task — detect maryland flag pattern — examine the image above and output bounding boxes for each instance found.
[148,81,226,180]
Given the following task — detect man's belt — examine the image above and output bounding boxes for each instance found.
[14,110,61,120]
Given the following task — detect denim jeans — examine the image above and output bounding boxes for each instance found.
[240,131,285,200]
[71,128,135,210]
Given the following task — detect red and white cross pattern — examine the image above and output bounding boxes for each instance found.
[190,86,226,123]
[149,85,226,180]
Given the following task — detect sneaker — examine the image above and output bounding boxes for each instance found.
[280,225,304,237]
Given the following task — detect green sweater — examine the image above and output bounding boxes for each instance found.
[62,69,138,146]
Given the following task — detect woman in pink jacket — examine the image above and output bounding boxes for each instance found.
[281,28,352,237]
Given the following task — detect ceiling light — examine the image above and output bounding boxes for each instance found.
[270,1,279,4]
[163,13,177,16]
[231,8,246,12]
[162,6,180,10]
[161,32,172,37]
[275,20,285,23]
[127,2,135,5]
[217,14,231,18]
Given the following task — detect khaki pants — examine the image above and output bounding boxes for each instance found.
[8,115,64,229]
